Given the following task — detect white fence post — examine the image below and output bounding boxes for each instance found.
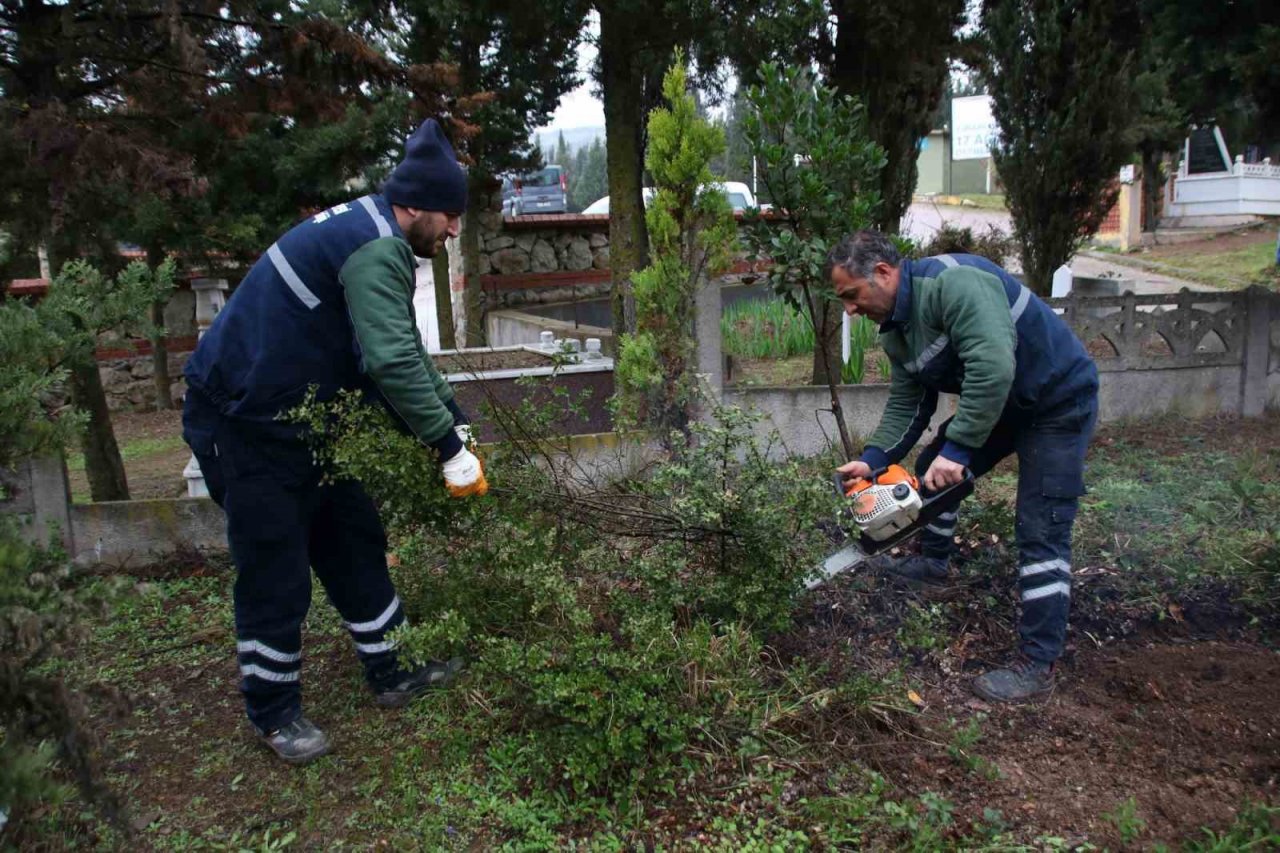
[183,278,229,498]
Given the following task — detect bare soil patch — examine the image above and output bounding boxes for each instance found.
[726,351,892,387]
[433,348,560,374]
[918,641,1279,847]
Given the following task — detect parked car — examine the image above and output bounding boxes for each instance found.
[502,165,569,216]
[581,181,760,215]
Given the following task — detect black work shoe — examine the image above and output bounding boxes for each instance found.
[374,657,465,709]
[257,716,330,766]
[874,554,950,584]
[972,658,1056,704]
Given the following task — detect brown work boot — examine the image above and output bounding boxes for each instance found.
[972,657,1055,703]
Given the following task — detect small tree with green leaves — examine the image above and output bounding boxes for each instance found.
[38,260,176,501]
[741,63,886,457]
[614,58,737,445]
[0,288,129,831]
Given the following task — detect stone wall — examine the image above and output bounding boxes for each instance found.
[463,181,770,319]
[99,350,190,412]
[469,182,612,311]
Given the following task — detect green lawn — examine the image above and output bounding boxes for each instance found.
[65,436,186,473]
[1145,238,1277,289]
[917,193,1008,211]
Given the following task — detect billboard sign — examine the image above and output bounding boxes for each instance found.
[951,95,998,161]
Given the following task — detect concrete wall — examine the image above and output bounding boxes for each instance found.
[486,309,614,352]
[0,456,72,551]
[917,132,946,195]
[70,497,227,568]
[1097,366,1244,421]
[722,385,955,458]
[951,156,990,195]
[8,286,1276,566]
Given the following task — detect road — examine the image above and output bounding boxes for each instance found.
[901,201,1012,244]
[902,202,1211,294]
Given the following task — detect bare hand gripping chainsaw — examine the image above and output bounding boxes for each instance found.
[809,464,975,589]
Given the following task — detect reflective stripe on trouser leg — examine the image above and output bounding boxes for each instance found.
[218,429,316,734]
[920,509,958,560]
[1011,395,1096,664]
[307,478,405,688]
[343,594,406,659]
[1018,560,1071,663]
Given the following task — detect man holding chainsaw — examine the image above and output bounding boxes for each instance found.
[829,230,1098,703]
[182,119,487,765]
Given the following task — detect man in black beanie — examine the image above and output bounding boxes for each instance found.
[182,118,486,766]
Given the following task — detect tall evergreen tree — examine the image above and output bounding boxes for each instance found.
[0,1,454,499]
[397,0,586,346]
[572,138,609,212]
[555,131,572,168]
[981,0,1141,294]
[818,0,966,234]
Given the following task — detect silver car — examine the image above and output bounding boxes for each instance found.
[503,166,569,216]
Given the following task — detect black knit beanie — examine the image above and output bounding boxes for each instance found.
[382,119,468,213]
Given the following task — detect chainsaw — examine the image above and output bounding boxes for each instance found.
[808,463,975,589]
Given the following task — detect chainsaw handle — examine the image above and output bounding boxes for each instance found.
[918,467,974,502]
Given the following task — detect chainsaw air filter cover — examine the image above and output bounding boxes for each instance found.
[848,465,923,542]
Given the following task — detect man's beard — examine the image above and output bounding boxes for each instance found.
[409,226,440,258]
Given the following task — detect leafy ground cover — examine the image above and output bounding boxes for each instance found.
[13,412,1280,850]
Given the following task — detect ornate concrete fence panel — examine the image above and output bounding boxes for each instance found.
[1049,289,1247,372]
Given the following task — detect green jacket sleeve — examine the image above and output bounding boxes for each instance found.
[936,266,1016,450]
[340,238,459,454]
[863,360,939,468]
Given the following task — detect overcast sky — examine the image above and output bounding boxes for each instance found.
[533,14,604,133]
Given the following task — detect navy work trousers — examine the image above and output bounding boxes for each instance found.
[915,393,1099,663]
[184,392,407,733]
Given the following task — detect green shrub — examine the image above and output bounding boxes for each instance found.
[916,223,1018,267]
[290,390,855,800]
[0,524,125,827]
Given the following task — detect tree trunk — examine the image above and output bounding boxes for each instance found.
[70,359,129,502]
[459,39,487,349]
[809,292,844,388]
[803,283,856,458]
[828,1,963,234]
[1140,148,1162,232]
[146,246,173,410]
[149,298,173,410]
[599,3,650,339]
[432,245,456,350]
[461,187,486,347]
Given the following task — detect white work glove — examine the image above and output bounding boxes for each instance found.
[441,447,488,498]
[454,423,474,449]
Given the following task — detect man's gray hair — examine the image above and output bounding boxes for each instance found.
[825,230,902,282]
